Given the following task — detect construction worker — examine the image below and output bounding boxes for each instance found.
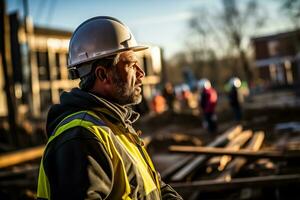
[152,90,166,114]
[37,16,182,200]
[228,77,243,121]
[198,79,218,133]
[162,82,176,112]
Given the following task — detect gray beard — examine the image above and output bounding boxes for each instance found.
[112,74,142,106]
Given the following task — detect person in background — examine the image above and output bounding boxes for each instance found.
[151,90,166,114]
[179,84,192,111]
[162,82,176,112]
[198,78,218,133]
[37,16,182,200]
[228,77,243,121]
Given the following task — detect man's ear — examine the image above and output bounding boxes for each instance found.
[95,66,108,81]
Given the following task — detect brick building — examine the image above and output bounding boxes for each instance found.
[252,29,300,86]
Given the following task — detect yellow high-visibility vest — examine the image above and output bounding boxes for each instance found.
[37,110,161,200]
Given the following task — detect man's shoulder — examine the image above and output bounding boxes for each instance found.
[44,126,99,160]
[47,110,107,144]
[57,110,107,129]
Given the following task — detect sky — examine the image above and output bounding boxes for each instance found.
[6,0,294,59]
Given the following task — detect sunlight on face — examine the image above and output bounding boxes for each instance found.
[111,51,144,105]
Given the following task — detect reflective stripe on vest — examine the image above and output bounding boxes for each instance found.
[37,110,160,200]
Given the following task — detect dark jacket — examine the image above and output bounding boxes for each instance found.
[42,88,182,200]
[229,86,240,108]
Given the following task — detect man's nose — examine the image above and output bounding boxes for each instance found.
[136,65,145,79]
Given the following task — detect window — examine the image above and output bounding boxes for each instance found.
[36,51,50,80]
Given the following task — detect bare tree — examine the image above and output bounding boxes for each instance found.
[188,0,265,85]
[188,7,225,60]
[280,0,300,28]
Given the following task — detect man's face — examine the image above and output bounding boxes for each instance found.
[110,51,145,105]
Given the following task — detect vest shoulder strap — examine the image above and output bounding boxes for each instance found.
[48,110,106,144]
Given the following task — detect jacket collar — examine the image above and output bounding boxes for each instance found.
[88,92,140,128]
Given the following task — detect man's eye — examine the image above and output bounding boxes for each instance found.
[129,63,136,69]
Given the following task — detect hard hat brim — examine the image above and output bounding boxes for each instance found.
[68,45,148,67]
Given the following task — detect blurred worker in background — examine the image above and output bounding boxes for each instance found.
[228,77,243,121]
[37,16,182,200]
[152,90,166,114]
[162,82,176,112]
[179,84,192,111]
[198,79,218,133]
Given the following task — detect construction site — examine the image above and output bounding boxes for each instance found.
[1,0,300,199]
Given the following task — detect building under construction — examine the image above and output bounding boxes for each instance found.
[0,0,164,148]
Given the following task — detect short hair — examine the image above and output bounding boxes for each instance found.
[79,54,120,91]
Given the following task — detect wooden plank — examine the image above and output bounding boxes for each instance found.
[208,130,253,171]
[161,155,194,180]
[170,125,242,182]
[0,164,39,178]
[169,145,288,159]
[171,174,300,192]
[208,125,243,147]
[217,131,265,181]
[0,145,44,168]
[0,179,36,188]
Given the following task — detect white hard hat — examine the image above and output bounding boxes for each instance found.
[198,78,211,89]
[229,77,241,88]
[68,16,148,79]
[181,84,190,91]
